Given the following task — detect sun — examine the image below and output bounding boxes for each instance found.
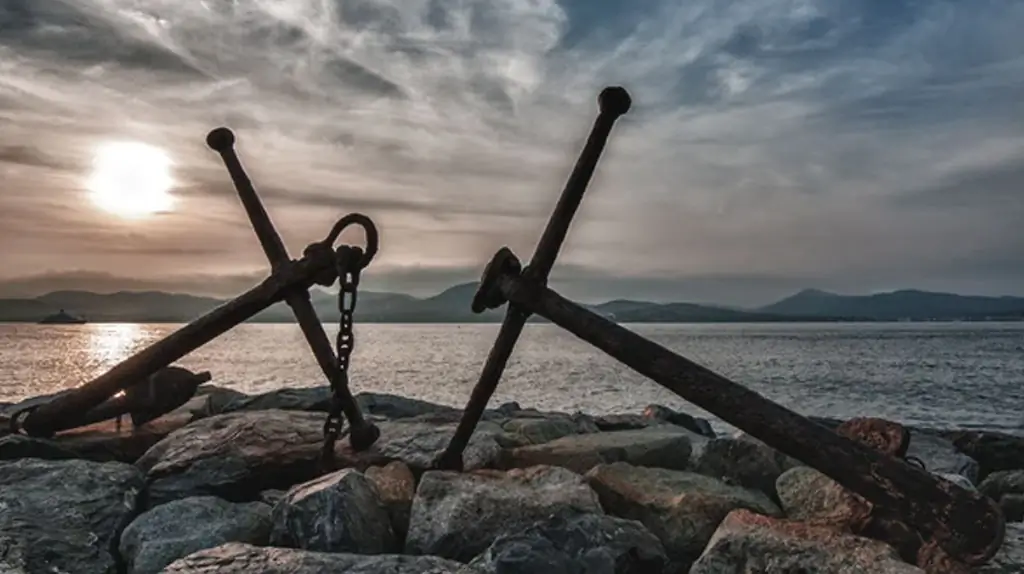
[86,141,175,218]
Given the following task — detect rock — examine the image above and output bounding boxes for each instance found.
[405,465,604,563]
[119,496,271,574]
[0,458,144,574]
[906,430,979,483]
[729,431,804,473]
[180,384,249,419]
[269,468,396,553]
[220,386,332,414]
[1000,494,1024,523]
[941,430,1024,482]
[0,433,80,460]
[162,542,476,573]
[592,413,681,432]
[775,466,871,530]
[971,522,1024,573]
[979,470,1024,501]
[500,428,696,474]
[691,437,786,500]
[136,410,503,507]
[53,411,194,463]
[356,391,463,420]
[365,461,416,545]
[499,413,600,447]
[259,490,286,506]
[689,509,924,573]
[469,509,668,574]
[585,462,781,568]
[936,472,976,491]
[642,404,716,437]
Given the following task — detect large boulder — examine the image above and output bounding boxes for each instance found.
[775,467,871,530]
[941,430,1024,481]
[405,466,604,563]
[356,392,464,420]
[642,404,715,437]
[269,468,396,553]
[0,458,144,574]
[499,428,696,474]
[136,410,503,507]
[219,386,333,414]
[585,462,781,568]
[689,509,924,573]
[469,510,668,574]
[365,461,416,545]
[979,470,1024,523]
[162,542,475,573]
[906,430,979,483]
[119,496,271,574]
[690,437,786,501]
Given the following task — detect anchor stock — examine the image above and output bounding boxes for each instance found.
[438,86,1005,567]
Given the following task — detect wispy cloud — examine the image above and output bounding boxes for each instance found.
[1,0,1023,305]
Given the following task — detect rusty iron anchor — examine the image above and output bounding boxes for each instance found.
[437,86,1005,567]
[206,127,380,450]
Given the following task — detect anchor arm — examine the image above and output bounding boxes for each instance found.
[471,247,1005,567]
[435,87,632,471]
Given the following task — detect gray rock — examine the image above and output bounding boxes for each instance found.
[935,472,976,492]
[220,386,333,414]
[405,466,604,563]
[941,430,1024,482]
[136,410,503,507]
[0,433,80,460]
[365,461,416,545]
[642,404,716,437]
[269,468,396,553]
[980,469,1024,501]
[357,392,464,420]
[500,428,696,474]
[976,522,1024,573]
[689,509,923,573]
[162,542,477,573]
[592,413,679,432]
[906,430,979,483]
[775,467,871,530]
[469,510,668,574]
[179,384,248,419]
[499,413,600,448]
[260,490,286,506]
[691,437,785,500]
[0,458,144,574]
[585,462,781,568]
[119,496,271,574]
[1000,494,1024,523]
[729,431,804,472]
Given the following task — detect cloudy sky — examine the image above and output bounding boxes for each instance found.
[1,0,1022,306]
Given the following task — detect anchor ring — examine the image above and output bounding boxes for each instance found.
[322,213,379,270]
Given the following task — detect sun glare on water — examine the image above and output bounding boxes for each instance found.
[87,141,175,218]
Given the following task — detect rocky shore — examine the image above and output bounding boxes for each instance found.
[1,381,1023,573]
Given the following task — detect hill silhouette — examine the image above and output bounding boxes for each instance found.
[0,285,1021,324]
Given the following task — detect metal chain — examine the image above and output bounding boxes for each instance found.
[320,245,364,469]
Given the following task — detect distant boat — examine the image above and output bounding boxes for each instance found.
[38,309,87,324]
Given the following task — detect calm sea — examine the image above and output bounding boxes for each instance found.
[1,322,1022,435]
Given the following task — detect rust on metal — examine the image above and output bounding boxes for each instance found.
[435,86,632,471]
[206,127,379,451]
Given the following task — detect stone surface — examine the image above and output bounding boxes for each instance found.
[136,410,503,507]
[775,466,871,530]
[260,489,286,506]
[356,392,465,420]
[729,431,804,473]
[689,509,924,573]
[942,430,1024,482]
[1000,494,1024,523]
[365,461,416,545]
[54,412,195,463]
[405,466,604,563]
[980,470,1024,501]
[0,458,144,574]
[119,496,271,574]
[269,468,396,553]
[220,386,333,414]
[179,384,248,419]
[499,413,600,447]
[500,428,695,474]
[691,437,785,501]
[906,430,979,483]
[586,462,781,567]
[0,433,80,460]
[469,510,668,574]
[642,404,715,437]
[162,542,476,573]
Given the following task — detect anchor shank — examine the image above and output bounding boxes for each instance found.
[492,270,1004,565]
[20,256,331,437]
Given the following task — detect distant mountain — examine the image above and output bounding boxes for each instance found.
[758,288,1024,321]
[0,285,1021,324]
